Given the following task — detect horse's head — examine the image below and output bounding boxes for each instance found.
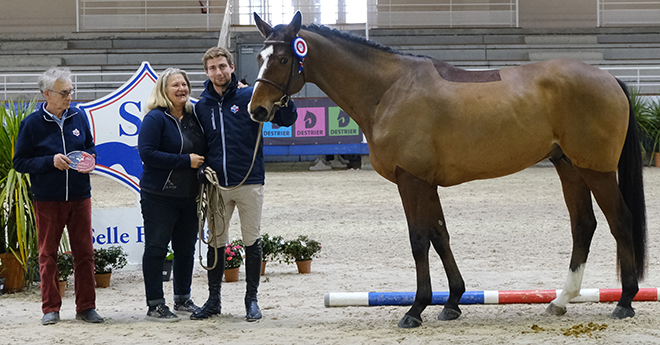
[249,11,306,123]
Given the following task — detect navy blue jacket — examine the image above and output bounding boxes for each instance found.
[194,75,297,187]
[13,104,96,202]
[138,107,206,198]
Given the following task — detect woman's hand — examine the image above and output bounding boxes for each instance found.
[190,153,205,168]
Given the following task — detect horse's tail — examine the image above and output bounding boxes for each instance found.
[616,77,647,281]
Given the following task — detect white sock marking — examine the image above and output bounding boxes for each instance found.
[552,264,586,308]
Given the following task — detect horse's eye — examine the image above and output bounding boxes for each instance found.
[280,58,288,65]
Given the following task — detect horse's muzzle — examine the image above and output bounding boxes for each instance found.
[250,105,271,123]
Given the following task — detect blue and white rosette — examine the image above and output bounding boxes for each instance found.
[292,37,307,72]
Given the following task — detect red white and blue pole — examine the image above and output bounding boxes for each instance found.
[324,288,660,307]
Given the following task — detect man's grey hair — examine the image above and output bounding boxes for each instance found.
[37,67,72,93]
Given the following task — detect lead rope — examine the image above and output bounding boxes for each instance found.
[197,123,264,270]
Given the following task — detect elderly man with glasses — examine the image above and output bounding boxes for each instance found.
[13,67,103,325]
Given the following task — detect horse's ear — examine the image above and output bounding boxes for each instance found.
[289,11,302,34]
[254,12,273,38]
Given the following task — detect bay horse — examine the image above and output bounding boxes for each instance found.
[248,12,647,328]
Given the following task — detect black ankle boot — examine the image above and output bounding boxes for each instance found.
[191,246,224,320]
[244,239,262,321]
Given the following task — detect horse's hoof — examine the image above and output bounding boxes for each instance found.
[397,315,422,328]
[437,307,461,321]
[544,302,566,316]
[610,305,635,319]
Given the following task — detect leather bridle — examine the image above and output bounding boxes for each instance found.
[254,39,301,108]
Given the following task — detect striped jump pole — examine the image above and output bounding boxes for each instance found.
[324,288,660,307]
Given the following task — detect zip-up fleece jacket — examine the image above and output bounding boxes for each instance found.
[13,104,96,202]
[138,107,207,198]
[194,75,297,187]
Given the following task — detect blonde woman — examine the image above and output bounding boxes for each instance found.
[137,68,206,322]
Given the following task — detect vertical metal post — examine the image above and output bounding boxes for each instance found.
[389,0,392,28]
[76,0,80,32]
[338,0,346,24]
[144,0,148,31]
[515,0,519,27]
[73,74,78,98]
[449,0,453,28]
[365,0,371,40]
[597,0,600,27]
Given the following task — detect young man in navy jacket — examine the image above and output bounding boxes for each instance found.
[14,67,103,325]
[191,47,297,321]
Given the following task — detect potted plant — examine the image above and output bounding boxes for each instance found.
[0,262,5,295]
[260,233,285,275]
[224,240,243,282]
[0,99,39,292]
[163,246,174,282]
[57,252,73,297]
[283,235,322,274]
[93,246,128,288]
[646,99,660,167]
[631,88,660,166]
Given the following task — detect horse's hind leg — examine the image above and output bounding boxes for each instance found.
[576,167,638,319]
[546,156,597,316]
[395,167,465,328]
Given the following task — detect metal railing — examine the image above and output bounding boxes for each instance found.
[76,0,519,32]
[2,66,659,102]
[76,0,226,31]
[0,71,209,102]
[367,0,518,28]
[74,0,660,32]
[232,0,518,28]
[598,0,660,26]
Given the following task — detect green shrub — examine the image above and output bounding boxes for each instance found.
[283,235,321,264]
[93,246,128,274]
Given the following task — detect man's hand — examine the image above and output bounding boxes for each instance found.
[53,153,72,171]
[190,153,205,168]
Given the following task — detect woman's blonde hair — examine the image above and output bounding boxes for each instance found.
[146,67,193,113]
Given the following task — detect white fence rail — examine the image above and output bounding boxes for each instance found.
[76,0,519,32]
[367,0,518,28]
[2,67,659,102]
[74,0,660,32]
[229,0,518,28]
[598,0,660,26]
[0,71,209,102]
[76,0,226,31]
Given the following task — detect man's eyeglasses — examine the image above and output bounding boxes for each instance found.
[48,89,74,98]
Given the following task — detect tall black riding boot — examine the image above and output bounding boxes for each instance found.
[190,246,224,320]
[244,239,263,321]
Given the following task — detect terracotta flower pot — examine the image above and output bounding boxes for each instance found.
[655,152,660,168]
[295,260,312,274]
[95,272,112,288]
[58,280,67,297]
[224,267,239,282]
[261,261,267,276]
[0,253,26,293]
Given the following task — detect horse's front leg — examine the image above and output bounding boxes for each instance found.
[395,167,465,328]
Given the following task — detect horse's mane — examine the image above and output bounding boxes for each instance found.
[300,24,421,58]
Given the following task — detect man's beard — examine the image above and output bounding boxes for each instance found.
[212,77,231,89]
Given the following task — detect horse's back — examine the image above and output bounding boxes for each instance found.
[369,58,629,186]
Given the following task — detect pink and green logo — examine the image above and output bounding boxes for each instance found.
[295,107,325,137]
[328,107,358,136]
